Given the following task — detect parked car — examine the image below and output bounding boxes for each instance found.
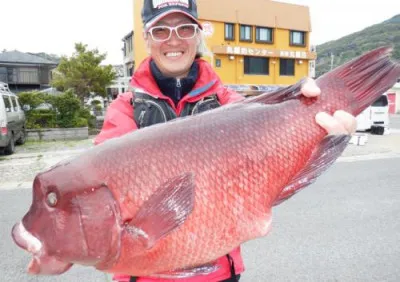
[356,93,389,135]
[0,82,26,155]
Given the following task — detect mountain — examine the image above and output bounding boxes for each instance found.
[315,14,400,77]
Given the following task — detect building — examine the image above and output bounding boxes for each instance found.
[388,79,400,114]
[133,0,317,88]
[0,50,58,93]
[106,65,131,100]
[122,31,135,77]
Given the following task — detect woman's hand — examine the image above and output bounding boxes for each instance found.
[301,78,357,135]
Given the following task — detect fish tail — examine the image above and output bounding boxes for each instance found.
[323,46,400,116]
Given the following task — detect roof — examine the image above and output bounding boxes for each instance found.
[197,0,312,32]
[122,31,134,41]
[0,50,58,65]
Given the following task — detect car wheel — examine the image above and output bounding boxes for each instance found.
[371,126,385,135]
[4,134,15,155]
[16,128,26,145]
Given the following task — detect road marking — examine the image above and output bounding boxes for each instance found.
[337,152,400,163]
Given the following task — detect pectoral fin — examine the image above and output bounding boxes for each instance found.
[125,172,195,250]
[274,135,351,205]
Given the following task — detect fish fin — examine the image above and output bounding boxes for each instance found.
[150,262,219,279]
[274,135,351,206]
[327,46,400,116]
[243,77,307,105]
[125,172,195,249]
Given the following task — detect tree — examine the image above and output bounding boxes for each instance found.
[51,43,116,104]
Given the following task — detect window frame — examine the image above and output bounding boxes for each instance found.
[2,95,12,112]
[290,30,306,46]
[239,24,253,42]
[10,96,19,111]
[215,58,222,68]
[255,26,273,44]
[224,23,235,41]
[244,56,269,75]
[279,59,295,76]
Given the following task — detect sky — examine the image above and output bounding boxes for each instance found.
[0,0,398,65]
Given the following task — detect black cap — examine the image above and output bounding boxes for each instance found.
[141,0,203,31]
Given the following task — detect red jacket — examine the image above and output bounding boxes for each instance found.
[95,57,246,282]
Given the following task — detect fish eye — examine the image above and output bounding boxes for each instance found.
[46,192,58,207]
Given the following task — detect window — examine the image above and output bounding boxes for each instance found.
[280,59,295,76]
[215,59,221,68]
[244,57,269,75]
[10,96,19,111]
[372,95,388,107]
[16,98,22,111]
[256,27,273,43]
[225,23,234,41]
[2,95,11,112]
[7,68,17,83]
[240,25,252,42]
[0,67,6,82]
[290,31,305,46]
[128,67,133,77]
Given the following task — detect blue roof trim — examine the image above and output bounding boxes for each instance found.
[188,80,217,97]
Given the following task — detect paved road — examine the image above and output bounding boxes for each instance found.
[240,157,400,282]
[1,157,400,281]
[389,114,400,131]
[1,115,399,281]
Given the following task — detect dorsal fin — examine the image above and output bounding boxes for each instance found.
[243,78,306,105]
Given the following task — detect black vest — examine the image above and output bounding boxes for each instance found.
[130,60,222,128]
[131,91,221,128]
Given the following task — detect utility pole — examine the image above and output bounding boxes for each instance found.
[330,53,334,70]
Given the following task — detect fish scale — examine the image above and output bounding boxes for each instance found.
[98,100,328,275]
[11,47,400,278]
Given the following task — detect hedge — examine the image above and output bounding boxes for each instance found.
[18,90,95,129]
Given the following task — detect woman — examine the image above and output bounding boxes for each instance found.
[95,1,356,281]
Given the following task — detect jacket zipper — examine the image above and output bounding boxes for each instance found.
[175,78,182,101]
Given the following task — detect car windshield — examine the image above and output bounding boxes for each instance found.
[372,95,388,107]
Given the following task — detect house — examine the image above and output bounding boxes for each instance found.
[104,31,135,100]
[106,65,131,100]
[132,0,317,88]
[0,50,58,93]
[122,31,135,77]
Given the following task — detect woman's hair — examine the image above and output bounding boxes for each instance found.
[196,29,212,59]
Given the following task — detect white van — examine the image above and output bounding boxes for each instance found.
[356,93,389,135]
[0,82,26,155]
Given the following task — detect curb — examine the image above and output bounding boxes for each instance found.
[0,182,32,190]
[2,148,89,161]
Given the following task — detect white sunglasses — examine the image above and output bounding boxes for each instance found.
[147,23,199,42]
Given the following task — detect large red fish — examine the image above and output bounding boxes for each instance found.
[11,47,400,278]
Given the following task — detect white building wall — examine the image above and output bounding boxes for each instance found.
[387,81,400,114]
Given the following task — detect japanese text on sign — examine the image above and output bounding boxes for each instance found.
[226,46,307,58]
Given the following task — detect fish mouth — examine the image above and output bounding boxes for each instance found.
[11,222,72,275]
